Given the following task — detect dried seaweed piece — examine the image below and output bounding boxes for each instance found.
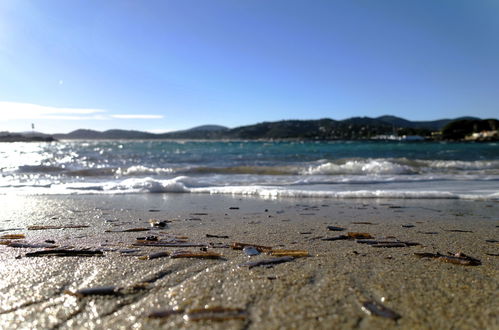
[401,224,415,228]
[321,235,349,241]
[242,246,260,256]
[327,226,345,231]
[357,240,420,248]
[414,252,481,266]
[209,242,230,248]
[138,251,170,260]
[417,231,439,235]
[66,286,120,298]
[171,250,222,259]
[136,236,158,241]
[485,239,498,243]
[239,256,294,268]
[0,234,25,239]
[361,300,401,320]
[444,229,473,233]
[231,242,272,252]
[106,228,150,233]
[147,309,184,319]
[27,225,89,230]
[184,307,247,321]
[206,234,229,239]
[133,241,206,247]
[8,242,58,248]
[269,249,309,257]
[25,249,103,257]
[347,232,374,239]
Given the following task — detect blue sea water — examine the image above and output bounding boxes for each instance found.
[1,140,498,200]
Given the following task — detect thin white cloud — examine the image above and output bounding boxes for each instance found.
[111,114,164,119]
[0,101,106,120]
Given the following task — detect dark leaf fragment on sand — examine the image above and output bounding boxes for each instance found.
[327,226,345,231]
[206,234,229,239]
[184,307,247,321]
[28,225,89,230]
[65,286,120,298]
[147,309,184,319]
[414,252,481,266]
[239,256,294,268]
[444,229,473,233]
[25,249,103,257]
[361,300,401,320]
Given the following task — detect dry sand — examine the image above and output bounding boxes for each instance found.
[0,194,497,329]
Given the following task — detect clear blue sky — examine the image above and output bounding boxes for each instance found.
[1,0,498,133]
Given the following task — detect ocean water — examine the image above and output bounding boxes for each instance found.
[1,140,498,200]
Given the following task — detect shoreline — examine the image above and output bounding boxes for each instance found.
[0,194,497,329]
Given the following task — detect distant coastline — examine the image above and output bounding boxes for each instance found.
[2,115,498,142]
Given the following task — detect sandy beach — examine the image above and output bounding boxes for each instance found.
[0,194,497,329]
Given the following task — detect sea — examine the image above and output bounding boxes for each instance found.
[1,140,498,200]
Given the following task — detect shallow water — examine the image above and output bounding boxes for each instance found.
[1,140,498,199]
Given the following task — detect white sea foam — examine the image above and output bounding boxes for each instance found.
[115,165,175,176]
[304,160,415,175]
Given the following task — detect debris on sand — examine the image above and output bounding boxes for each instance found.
[327,226,345,231]
[231,242,272,252]
[361,300,401,320]
[269,249,309,257]
[184,307,248,321]
[149,220,169,228]
[347,232,374,239]
[356,240,420,248]
[170,250,222,259]
[414,252,481,266]
[27,225,89,230]
[134,241,207,248]
[0,234,25,239]
[65,286,120,298]
[25,249,103,257]
[242,246,260,256]
[206,234,229,239]
[138,251,170,260]
[147,309,184,319]
[239,256,295,268]
[8,242,58,248]
[105,228,150,233]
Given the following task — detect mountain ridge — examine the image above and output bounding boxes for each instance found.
[42,115,492,140]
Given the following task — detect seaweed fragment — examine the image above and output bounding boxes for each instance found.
[327,226,345,231]
[361,300,401,320]
[134,241,206,247]
[347,232,374,239]
[27,225,89,230]
[206,234,229,239]
[414,252,481,266]
[269,249,309,257]
[147,309,184,319]
[105,228,150,233]
[239,256,294,268]
[0,234,25,239]
[184,307,247,321]
[65,286,120,298]
[25,249,103,257]
[138,251,170,260]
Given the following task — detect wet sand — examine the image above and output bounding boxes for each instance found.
[0,194,498,329]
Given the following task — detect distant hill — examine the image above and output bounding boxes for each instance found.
[52,116,495,141]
